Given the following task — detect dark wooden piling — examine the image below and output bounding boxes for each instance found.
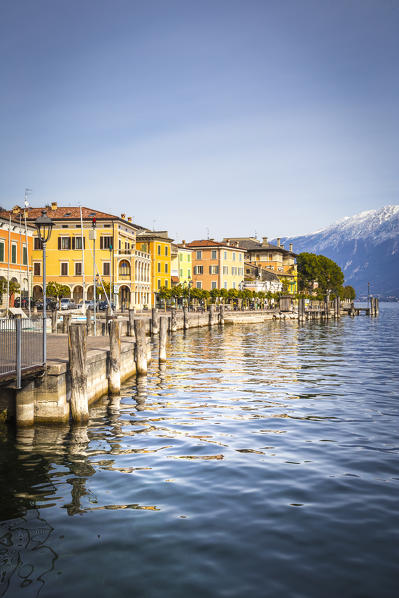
[109,319,121,395]
[127,309,136,338]
[209,304,215,326]
[159,315,168,363]
[170,308,177,332]
[151,308,159,335]
[63,314,72,334]
[68,323,89,422]
[219,304,225,325]
[134,319,147,375]
[183,306,188,330]
[51,309,57,333]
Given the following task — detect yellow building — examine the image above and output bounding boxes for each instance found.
[171,243,192,287]
[11,203,151,309]
[136,231,172,306]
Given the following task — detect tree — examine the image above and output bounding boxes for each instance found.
[96,281,110,299]
[46,282,70,301]
[297,252,344,294]
[341,285,356,300]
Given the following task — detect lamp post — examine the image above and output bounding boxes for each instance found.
[34,210,54,363]
[188,279,192,310]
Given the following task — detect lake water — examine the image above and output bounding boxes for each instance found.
[1,305,399,598]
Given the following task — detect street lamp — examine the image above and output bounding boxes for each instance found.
[34,210,54,363]
[188,279,193,310]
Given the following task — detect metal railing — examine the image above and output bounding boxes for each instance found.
[0,318,44,387]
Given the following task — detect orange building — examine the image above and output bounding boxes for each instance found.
[185,239,246,291]
[0,210,34,308]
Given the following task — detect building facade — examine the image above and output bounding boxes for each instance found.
[136,231,172,306]
[224,236,298,294]
[0,211,34,308]
[184,240,246,291]
[7,203,151,309]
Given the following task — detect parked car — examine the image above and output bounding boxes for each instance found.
[36,298,58,311]
[99,300,115,311]
[78,300,99,310]
[60,298,76,310]
[13,297,35,308]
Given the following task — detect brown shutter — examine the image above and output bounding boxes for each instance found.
[58,237,61,250]
[72,237,75,250]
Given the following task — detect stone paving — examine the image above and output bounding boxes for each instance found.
[47,334,112,363]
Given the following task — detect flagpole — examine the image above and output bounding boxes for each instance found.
[7,215,11,311]
[80,206,86,308]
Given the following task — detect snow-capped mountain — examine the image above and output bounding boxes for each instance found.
[279,205,399,298]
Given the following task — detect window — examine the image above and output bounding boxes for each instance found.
[58,237,71,250]
[180,268,183,277]
[187,254,191,261]
[0,241,4,262]
[23,245,27,265]
[100,236,112,249]
[33,262,41,276]
[196,250,202,259]
[224,282,227,289]
[75,262,82,276]
[211,281,217,289]
[74,237,84,250]
[103,262,110,276]
[196,281,202,289]
[164,280,168,288]
[233,252,236,261]
[224,251,227,260]
[60,262,68,276]
[165,246,168,256]
[194,265,203,275]
[232,282,236,289]
[11,243,17,264]
[239,253,242,261]
[34,237,42,250]
[157,245,161,255]
[165,263,168,273]
[158,262,161,273]
[223,266,228,274]
[157,279,161,289]
[209,266,219,274]
[187,269,191,279]
[211,250,217,260]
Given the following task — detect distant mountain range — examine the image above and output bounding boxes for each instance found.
[277,205,399,299]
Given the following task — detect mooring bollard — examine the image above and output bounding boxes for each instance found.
[109,319,121,396]
[134,319,147,375]
[68,323,89,422]
[127,308,136,338]
[219,304,225,325]
[183,306,188,330]
[375,298,379,315]
[171,308,177,332]
[159,316,168,363]
[51,309,57,333]
[63,314,72,334]
[151,308,159,335]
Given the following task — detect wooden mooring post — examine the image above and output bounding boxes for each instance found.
[170,308,177,332]
[298,297,305,321]
[51,309,57,333]
[183,306,188,330]
[209,304,215,326]
[108,319,121,395]
[219,304,225,325]
[127,308,136,338]
[159,315,168,363]
[68,323,89,422]
[63,314,72,334]
[151,308,159,335]
[134,318,148,375]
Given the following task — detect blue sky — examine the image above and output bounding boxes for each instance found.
[1,0,398,241]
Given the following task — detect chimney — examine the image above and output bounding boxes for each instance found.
[12,205,20,214]
[128,217,132,222]
[289,243,293,252]
[276,237,281,247]
[281,244,285,249]
[226,240,230,246]
[182,240,186,246]
[51,202,57,211]
[262,236,268,245]
[121,213,126,220]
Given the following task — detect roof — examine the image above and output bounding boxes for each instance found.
[185,239,246,250]
[1,205,147,230]
[224,237,297,256]
[0,212,36,228]
[137,230,174,242]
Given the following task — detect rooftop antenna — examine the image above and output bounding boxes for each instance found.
[152,219,156,231]
[206,227,210,240]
